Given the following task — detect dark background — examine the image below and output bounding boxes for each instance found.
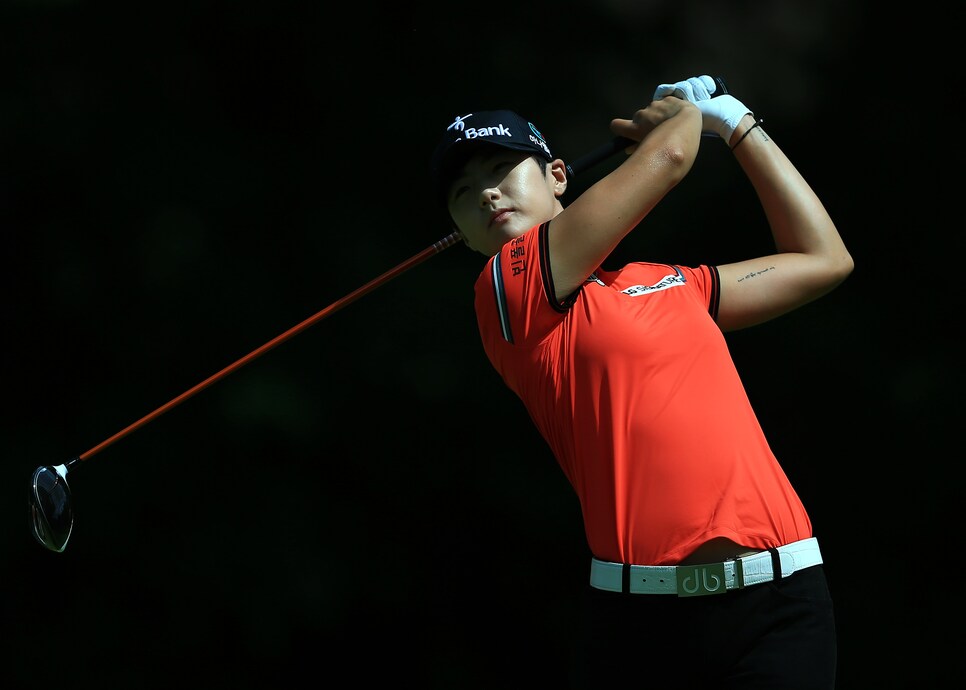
[2,1,959,687]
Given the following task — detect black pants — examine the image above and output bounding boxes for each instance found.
[569,564,837,689]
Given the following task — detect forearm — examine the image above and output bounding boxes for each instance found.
[731,114,852,273]
[581,100,702,242]
[548,100,701,298]
[606,98,703,208]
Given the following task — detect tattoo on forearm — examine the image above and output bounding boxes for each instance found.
[737,266,775,282]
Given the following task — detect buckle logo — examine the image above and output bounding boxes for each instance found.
[677,563,727,597]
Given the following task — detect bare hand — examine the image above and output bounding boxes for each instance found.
[609,96,696,152]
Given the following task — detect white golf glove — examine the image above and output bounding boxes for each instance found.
[653,75,752,142]
[653,75,718,103]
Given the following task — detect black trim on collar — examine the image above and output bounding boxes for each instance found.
[491,253,513,344]
[540,222,579,313]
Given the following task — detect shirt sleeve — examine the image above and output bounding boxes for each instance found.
[674,263,721,321]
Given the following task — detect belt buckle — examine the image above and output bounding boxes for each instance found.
[676,562,728,597]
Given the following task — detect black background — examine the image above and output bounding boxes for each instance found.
[2,1,960,687]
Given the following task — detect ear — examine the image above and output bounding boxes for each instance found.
[549,159,568,198]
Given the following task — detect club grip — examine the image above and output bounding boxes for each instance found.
[566,76,729,179]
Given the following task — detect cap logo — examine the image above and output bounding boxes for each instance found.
[446,113,473,133]
[463,123,512,140]
[446,112,518,146]
[529,131,551,157]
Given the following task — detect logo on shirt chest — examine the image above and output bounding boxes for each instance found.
[586,269,686,296]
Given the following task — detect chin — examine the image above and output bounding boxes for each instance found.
[500,222,530,241]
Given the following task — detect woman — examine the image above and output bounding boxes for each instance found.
[430,75,852,688]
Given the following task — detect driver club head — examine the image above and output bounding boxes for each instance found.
[30,463,73,553]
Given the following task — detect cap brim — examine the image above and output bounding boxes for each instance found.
[434,140,547,205]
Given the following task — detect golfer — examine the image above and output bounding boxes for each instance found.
[429,75,852,688]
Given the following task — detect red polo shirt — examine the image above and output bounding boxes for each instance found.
[475,222,812,565]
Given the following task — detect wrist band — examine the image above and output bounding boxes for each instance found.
[731,118,764,151]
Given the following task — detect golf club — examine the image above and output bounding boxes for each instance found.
[30,77,731,552]
[29,230,462,553]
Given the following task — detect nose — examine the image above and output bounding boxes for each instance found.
[479,186,500,207]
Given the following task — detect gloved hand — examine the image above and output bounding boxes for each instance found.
[653,75,752,142]
[653,75,718,103]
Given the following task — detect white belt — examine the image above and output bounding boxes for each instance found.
[589,537,822,597]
